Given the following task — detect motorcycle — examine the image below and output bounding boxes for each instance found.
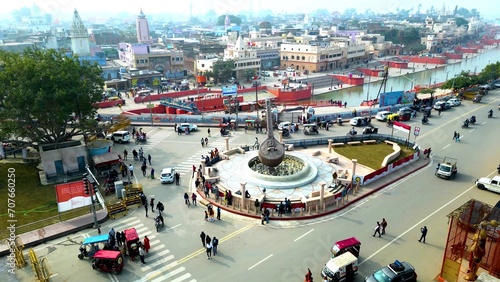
[469,116,476,125]
[347,129,357,136]
[421,117,429,125]
[461,121,469,129]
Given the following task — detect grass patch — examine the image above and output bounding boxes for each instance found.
[334,143,415,170]
[0,163,90,239]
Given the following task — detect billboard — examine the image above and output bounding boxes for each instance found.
[222,85,238,96]
[55,180,91,212]
[380,91,416,107]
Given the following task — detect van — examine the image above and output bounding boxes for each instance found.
[107,131,130,143]
[321,252,358,282]
[160,168,175,184]
[331,237,361,258]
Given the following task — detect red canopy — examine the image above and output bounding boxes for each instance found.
[124,228,138,241]
[93,250,121,259]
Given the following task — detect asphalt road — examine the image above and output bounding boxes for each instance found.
[6,91,500,282]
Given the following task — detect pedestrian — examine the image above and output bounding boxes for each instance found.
[264,209,270,224]
[174,123,177,132]
[418,226,428,243]
[200,231,206,247]
[141,164,147,176]
[191,193,197,206]
[217,206,221,220]
[438,108,442,115]
[143,236,150,253]
[144,201,148,217]
[261,212,266,225]
[129,164,134,177]
[381,218,388,235]
[132,127,136,138]
[207,128,211,137]
[150,168,155,179]
[109,228,116,241]
[344,101,347,108]
[212,237,218,256]
[453,131,457,140]
[456,133,461,142]
[192,165,196,178]
[120,231,126,247]
[204,211,208,221]
[205,137,208,146]
[244,124,248,133]
[373,221,381,237]
[123,149,128,161]
[150,198,155,213]
[426,147,432,158]
[436,162,441,172]
[157,201,164,215]
[175,172,180,185]
[206,240,212,259]
[148,154,151,165]
[116,230,121,246]
[139,245,146,264]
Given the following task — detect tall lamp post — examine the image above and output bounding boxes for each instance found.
[253,81,261,121]
[84,166,100,229]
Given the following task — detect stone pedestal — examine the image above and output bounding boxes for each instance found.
[279,131,283,143]
[240,182,246,211]
[225,137,230,151]
[328,139,333,153]
[320,183,325,208]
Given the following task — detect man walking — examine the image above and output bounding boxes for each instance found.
[216,206,221,220]
[418,226,428,243]
[200,231,206,247]
[206,240,212,259]
[212,237,219,256]
[192,165,196,178]
[150,198,155,213]
[381,218,388,235]
[123,149,128,161]
[373,221,381,237]
[139,245,146,264]
[129,164,134,177]
[144,201,148,217]
[148,154,152,165]
[175,172,180,185]
[204,137,209,147]
[207,128,211,137]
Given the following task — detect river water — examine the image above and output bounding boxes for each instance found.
[313,46,500,105]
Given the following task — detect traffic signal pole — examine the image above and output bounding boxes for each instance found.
[84,165,100,229]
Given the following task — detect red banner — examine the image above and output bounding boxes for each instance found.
[55,180,91,212]
[393,121,410,133]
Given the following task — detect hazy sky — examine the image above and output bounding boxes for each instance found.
[4,0,497,21]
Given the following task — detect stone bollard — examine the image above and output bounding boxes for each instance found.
[225,137,230,151]
[320,183,325,208]
[328,139,333,154]
[201,160,206,176]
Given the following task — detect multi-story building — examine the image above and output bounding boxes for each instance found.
[136,9,151,44]
[117,43,184,78]
[224,36,261,80]
[280,40,367,73]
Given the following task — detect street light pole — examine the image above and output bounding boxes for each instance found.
[84,165,100,229]
[446,71,449,82]
[254,81,259,121]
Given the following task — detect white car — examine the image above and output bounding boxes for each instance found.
[349,117,366,127]
[178,123,198,132]
[278,121,296,130]
[375,111,393,122]
[475,176,500,193]
[447,98,461,107]
[160,168,175,184]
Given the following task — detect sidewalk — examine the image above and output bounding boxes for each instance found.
[0,155,430,257]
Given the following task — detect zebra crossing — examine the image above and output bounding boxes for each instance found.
[133,128,174,151]
[102,215,195,282]
[174,132,243,176]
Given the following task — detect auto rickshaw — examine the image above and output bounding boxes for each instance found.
[303,124,319,135]
[78,234,110,259]
[386,114,398,127]
[91,250,124,275]
[124,228,140,257]
[331,237,361,258]
[245,120,256,129]
[399,112,411,121]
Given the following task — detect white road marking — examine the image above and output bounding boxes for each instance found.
[469,128,475,132]
[359,169,498,265]
[294,229,315,242]
[442,144,450,150]
[169,273,192,282]
[248,254,273,270]
[143,266,185,282]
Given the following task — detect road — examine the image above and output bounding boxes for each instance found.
[5,91,500,282]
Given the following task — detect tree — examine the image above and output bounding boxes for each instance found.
[216,15,242,26]
[455,17,469,27]
[212,59,235,84]
[243,69,255,81]
[0,48,104,145]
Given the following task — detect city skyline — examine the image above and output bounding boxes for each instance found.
[2,0,497,21]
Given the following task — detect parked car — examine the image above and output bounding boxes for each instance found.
[179,123,198,132]
[278,121,297,130]
[362,125,379,134]
[475,175,500,193]
[433,101,450,111]
[160,168,175,184]
[446,98,461,107]
[365,260,417,282]
[375,111,393,122]
[350,117,367,127]
[106,131,131,143]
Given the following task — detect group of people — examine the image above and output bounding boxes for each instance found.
[276,198,293,217]
[204,204,220,222]
[372,218,388,237]
[200,231,219,259]
[328,100,347,108]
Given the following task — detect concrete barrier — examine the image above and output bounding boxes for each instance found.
[381,141,401,167]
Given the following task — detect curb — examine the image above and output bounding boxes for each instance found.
[199,158,430,221]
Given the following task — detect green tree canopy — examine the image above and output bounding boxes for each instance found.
[455,17,469,27]
[243,69,255,81]
[212,59,235,84]
[217,15,242,26]
[0,48,104,145]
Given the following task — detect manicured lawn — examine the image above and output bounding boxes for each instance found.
[334,143,415,170]
[0,163,89,238]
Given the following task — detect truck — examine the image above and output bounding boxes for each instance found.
[435,157,457,180]
[321,252,358,282]
[475,176,500,193]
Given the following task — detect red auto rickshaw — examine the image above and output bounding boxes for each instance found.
[124,228,140,257]
[92,250,124,274]
[331,237,361,258]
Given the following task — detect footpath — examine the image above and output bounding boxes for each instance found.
[0,152,430,256]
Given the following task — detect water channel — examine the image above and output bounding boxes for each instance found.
[313,46,500,106]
